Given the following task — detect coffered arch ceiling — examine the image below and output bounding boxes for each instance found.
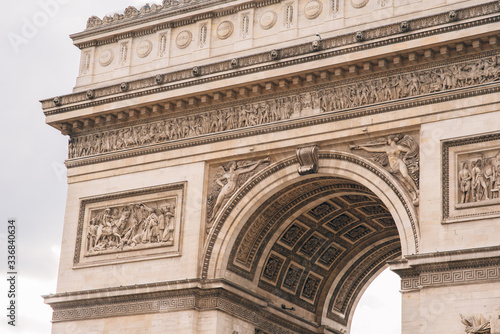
[203,152,418,328]
[227,176,401,326]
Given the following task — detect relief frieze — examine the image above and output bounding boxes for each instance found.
[443,133,500,222]
[68,53,500,160]
[74,183,185,266]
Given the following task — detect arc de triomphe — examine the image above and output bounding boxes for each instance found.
[42,1,500,333]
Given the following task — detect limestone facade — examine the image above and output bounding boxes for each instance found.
[43,0,500,333]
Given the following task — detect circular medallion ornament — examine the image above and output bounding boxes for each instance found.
[137,40,153,58]
[260,11,277,30]
[351,0,369,9]
[304,0,323,19]
[99,49,114,67]
[176,30,192,49]
[217,21,234,40]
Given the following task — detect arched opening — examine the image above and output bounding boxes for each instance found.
[351,268,402,334]
[203,152,418,332]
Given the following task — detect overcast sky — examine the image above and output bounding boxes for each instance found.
[0,1,401,333]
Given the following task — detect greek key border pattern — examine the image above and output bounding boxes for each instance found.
[73,182,185,266]
[401,266,500,290]
[50,289,314,334]
[442,132,500,220]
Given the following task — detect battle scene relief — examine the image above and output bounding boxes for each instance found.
[86,199,176,255]
[74,183,185,266]
[443,134,500,222]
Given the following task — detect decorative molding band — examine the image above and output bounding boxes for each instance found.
[64,50,500,163]
[401,266,500,291]
[49,286,319,334]
[43,2,500,111]
[64,81,500,169]
[395,257,500,291]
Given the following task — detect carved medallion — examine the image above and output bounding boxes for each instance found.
[351,0,369,8]
[176,30,192,49]
[99,49,114,67]
[137,40,153,58]
[217,21,234,40]
[304,0,323,19]
[260,11,277,30]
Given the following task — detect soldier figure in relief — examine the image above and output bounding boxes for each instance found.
[472,159,489,202]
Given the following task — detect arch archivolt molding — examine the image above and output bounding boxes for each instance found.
[202,150,420,281]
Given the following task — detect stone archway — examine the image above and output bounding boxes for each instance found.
[202,151,419,332]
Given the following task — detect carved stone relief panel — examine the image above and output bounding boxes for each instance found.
[73,182,185,267]
[80,50,92,75]
[206,157,271,228]
[443,133,500,223]
[68,53,500,162]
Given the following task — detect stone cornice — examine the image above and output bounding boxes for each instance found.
[73,0,275,42]
[44,278,330,334]
[42,1,500,114]
[390,246,500,290]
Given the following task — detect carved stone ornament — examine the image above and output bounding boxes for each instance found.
[192,66,201,76]
[443,133,500,222]
[155,74,164,85]
[137,40,153,58]
[350,134,420,205]
[400,21,410,32]
[351,0,369,8]
[230,58,239,68]
[74,183,185,267]
[355,31,365,42]
[449,10,458,22]
[270,49,280,60]
[86,89,95,100]
[259,11,277,30]
[461,314,491,334]
[206,158,271,226]
[297,145,319,175]
[67,54,500,162]
[99,49,114,67]
[312,40,322,51]
[217,21,234,40]
[176,30,192,49]
[120,82,129,92]
[53,96,62,106]
[304,0,323,19]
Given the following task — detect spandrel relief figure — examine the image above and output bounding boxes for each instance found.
[207,158,271,225]
[86,200,176,254]
[351,134,420,205]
